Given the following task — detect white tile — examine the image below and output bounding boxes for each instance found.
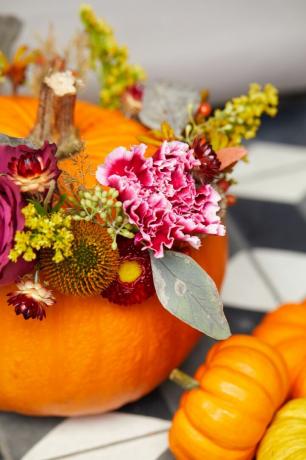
[253,248,306,303]
[59,432,169,460]
[22,413,170,460]
[235,142,306,181]
[234,167,306,203]
[221,250,278,311]
[233,142,306,203]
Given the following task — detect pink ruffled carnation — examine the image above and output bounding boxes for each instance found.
[97,141,225,258]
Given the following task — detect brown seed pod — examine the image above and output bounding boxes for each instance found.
[40,221,119,296]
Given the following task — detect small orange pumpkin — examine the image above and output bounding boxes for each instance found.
[0,95,228,416]
[254,301,306,398]
[169,335,289,460]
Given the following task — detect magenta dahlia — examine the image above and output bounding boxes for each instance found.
[96,141,225,258]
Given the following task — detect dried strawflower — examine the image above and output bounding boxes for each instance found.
[40,220,119,296]
[192,136,221,184]
[97,141,225,258]
[7,276,55,320]
[121,83,144,116]
[102,238,155,305]
[2,141,60,193]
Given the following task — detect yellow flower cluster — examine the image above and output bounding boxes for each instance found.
[9,204,74,264]
[198,83,278,150]
[80,5,146,108]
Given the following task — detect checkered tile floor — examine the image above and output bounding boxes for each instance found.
[1,94,306,460]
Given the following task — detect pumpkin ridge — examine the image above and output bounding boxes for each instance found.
[183,400,257,452]
[202,363,276,409]
[199,373,272,422]
[210,343,288,399]
[170,409,255,460]
[183,390,266,452]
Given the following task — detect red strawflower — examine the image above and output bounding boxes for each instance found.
[192,136,221,184]
[121,83,144,116]
[102,238,155,306]
[7,278,55,320]
[1,141,60,193]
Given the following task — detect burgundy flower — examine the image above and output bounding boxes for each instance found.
[192,136,221,184]
[102,238,155,305]
[7,277,55,320]
[97,141,225,258]
[0,176,33,286]
[0,141,60,193]
[121,84,144,115]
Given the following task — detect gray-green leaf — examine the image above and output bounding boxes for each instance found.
[0,133,35,148]
[0,15,22,57]
[150,250,231,340]
[139,81,200,135]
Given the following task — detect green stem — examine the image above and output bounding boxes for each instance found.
[170,369,200,390]
[43,180,56,211]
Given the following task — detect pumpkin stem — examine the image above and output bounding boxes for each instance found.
[170,369,199,390]
[28,70,84,160]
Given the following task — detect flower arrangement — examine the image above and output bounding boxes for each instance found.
[0,5,278,341]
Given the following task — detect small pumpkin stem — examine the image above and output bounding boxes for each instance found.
[28,70,84,160]
[170,369,199,390]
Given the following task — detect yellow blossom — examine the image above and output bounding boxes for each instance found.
[80,5,146,109]
[190,83,279,150]
[9,204,74,264]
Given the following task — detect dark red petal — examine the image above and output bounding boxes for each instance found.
[101,238,155,306]
[7,292,47,320]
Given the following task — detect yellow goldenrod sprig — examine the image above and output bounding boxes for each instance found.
[80,4,146,108]
[9,203,74,264]
[184,83,278,150]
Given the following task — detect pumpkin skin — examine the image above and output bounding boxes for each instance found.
[257,398,306,460]
[0,96,228,416]
[169,335,289,460]
[254,301,306,397]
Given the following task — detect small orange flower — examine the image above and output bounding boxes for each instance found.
[0,45,41,94]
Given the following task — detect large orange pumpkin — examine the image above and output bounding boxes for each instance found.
[169,335,289,460]
[254,301,306,398]
[0,95,228,416]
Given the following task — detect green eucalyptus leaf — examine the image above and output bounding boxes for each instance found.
[150,250,231,340]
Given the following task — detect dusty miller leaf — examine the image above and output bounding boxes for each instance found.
[139,81,200,135]
[0,133,35,148]
[150,250,231,340]
[0,15,22,57]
